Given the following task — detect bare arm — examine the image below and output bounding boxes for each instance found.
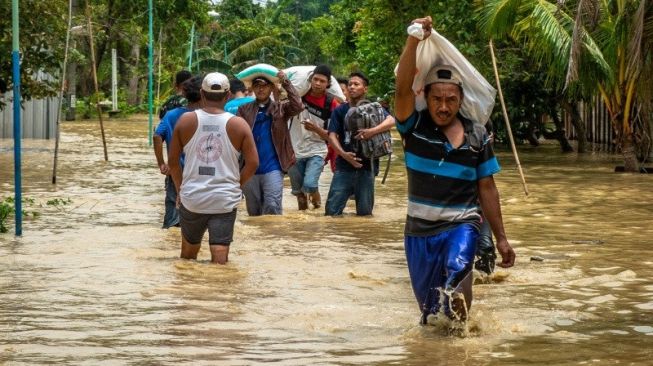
[354,114,396,140]
[226,116,259,187]
[168,128,184,197]
[478,176,515,268]
[302,120,329,140]
[153,134,169,175]
[278,71,304,119]
[328,131,362,169]
[168,112,197,197]
[395,16,432,122]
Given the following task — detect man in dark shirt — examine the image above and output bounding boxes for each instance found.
[395,16,515,324]
[325,71,395,216]
[159,70,191,119]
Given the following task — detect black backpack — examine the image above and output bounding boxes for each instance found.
[301,93,335,129]
[344,100,393,159]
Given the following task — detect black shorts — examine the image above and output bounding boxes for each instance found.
[179,205,237,246]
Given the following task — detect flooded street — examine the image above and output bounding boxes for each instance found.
[1,118,652,365]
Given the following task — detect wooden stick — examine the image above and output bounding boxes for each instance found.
[52,0,73,184]
[86,0,108,161]
[489,39,529,196]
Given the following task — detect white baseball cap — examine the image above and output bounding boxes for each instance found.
[201,72,230,93]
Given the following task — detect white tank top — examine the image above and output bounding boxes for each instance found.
[180,109,241,214]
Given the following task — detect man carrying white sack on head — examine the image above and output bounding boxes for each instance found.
[237,67,303,216]
[287,64,340,211]
[394,16,515,324]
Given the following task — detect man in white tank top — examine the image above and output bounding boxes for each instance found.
[169,72,259,264]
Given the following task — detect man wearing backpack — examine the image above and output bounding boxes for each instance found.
[159,70,191,119]
[395,16,515,324]
[325,71,395,216]
[153,75,202,229]
[288,64,339,210]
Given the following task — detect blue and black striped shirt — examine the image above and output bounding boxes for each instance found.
[397,110,500,236]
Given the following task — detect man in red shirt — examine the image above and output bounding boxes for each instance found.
[287,64,339,210]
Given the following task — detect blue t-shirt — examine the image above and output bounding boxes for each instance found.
[328,102,389,173]
[225,96,255,115]
[252,105,281,174]
[154,106,188,165]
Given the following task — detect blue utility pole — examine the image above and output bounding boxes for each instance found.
[12,0,22,236]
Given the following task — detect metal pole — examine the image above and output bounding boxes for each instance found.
[111,48,118,111]
[12,0,22,235]
[187,22,195,69]
[148,0,153,146]
[53,0,73,184]
[489,40,529,196]
[86,0,108,161]
[155,27,162,117]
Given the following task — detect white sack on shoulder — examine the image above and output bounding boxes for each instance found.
[283,65,346,102]
[397,30,497,125]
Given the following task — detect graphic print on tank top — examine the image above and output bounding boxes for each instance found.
[197,125,224,176]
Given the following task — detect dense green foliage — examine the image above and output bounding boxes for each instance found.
[2,0,650,163]
[0,0,67,106]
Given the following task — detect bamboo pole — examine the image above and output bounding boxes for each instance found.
[489,40,529,196]
[85,1,108,161]
[52,0,74,184]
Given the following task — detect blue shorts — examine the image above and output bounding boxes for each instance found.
[404,223,478,321]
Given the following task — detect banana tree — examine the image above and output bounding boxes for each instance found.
[477,0,652,171]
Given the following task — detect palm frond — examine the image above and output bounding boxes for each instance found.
[476,0,526,39]
[227,36,280,64]
[626,0,647,80]
[231,60,260,72]
[566,0,600,84]
[514,0,572,79]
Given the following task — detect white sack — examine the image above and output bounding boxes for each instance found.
[398,29,497,124]
[283,65,346,102]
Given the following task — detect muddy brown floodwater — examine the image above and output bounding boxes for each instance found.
[1,117,652,365]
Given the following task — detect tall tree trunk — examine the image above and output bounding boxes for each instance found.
[65,61,77,121]
[550,105,574,152]
[562,100,587,153]
[127,37,141,105]
[621,132,639,172]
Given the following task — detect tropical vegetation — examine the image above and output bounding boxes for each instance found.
[0,0,651,170]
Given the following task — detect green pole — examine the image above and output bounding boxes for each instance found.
[147,0,153,145]
[187,22,195,69]
[12,0,22,236]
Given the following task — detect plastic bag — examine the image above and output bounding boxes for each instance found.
[397,29,496,125]
[236,63,279,87]
[283,66,346,102]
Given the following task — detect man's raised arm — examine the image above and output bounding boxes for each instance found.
[395,16,432,122]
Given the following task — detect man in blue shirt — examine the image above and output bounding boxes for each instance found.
[237,71,303,216]
[153,75,201,228]
[325,71,395,216]
[395,16,515,324]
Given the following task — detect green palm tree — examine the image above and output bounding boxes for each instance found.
[477,0,652,171]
